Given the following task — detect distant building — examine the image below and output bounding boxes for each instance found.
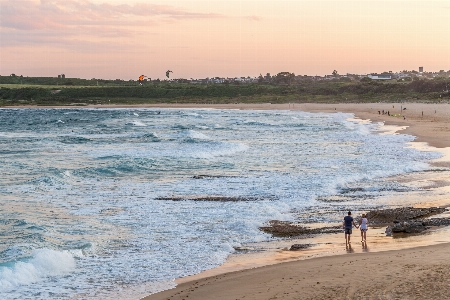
[419,67,423,73]
[367,73,392,80]
[395,73,409,79]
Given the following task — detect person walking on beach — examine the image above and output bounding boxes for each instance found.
[343,211,358,245]
[359,213,368,242]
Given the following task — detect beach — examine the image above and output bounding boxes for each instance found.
[145,243,450,300]
[140,102,450,300]
[2,102,450,299]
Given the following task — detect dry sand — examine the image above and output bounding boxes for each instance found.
[139,102,450,300]
[5,102,450,299]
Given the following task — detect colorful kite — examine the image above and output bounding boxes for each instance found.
[138,75,146,85]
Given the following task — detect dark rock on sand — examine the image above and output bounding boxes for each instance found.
[390,217,450,233]
[391,221,428,233]
[368,207,450,235]
[259,220,341,237]
[192,175,236,179]
[156,196,261,202]
[289,244,312,251]
[366,207,447,225]
[385,226,393,236]
[423,218,450,227]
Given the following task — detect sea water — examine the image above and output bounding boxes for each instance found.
[0,108,440,299]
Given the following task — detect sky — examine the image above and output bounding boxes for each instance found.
[1,0,450,80]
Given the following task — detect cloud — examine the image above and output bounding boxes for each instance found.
[0,0,225,51]
[0,0,224,32]
[244,15,261,21]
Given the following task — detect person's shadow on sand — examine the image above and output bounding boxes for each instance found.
[362,241,369,252]
[346,243,354,253]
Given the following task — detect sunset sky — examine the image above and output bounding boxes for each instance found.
[1,0,450,80]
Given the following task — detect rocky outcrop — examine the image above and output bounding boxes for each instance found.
[192,175,236,179]
[391,220,428,233]
[423,218,450,227]
[366,207,447,225]
[259,207,449,238]
[155,196,261,202]
[259,220,341,237]
[391,217,450,233]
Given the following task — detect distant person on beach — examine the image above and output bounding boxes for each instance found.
[359,213,368,242]
[343,211,358,245]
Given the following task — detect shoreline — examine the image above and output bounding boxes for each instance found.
[139,102,450,299]
[3,103,450,299]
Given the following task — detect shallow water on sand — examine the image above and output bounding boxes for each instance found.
[0,108,442,299]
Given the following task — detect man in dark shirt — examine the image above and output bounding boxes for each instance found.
[343,211,358,245]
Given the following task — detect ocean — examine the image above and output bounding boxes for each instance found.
[0,108,440,299]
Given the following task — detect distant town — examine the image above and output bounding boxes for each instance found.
[169,67,450,85]
[4,67,450,86]
[2,65,450,107]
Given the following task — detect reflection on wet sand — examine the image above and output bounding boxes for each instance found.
[361,240,369,252]
[175,224,450,284]
[345,243,354,253]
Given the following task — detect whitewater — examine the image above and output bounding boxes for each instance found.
[0,108,440,299]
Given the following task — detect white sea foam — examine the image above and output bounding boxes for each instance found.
[0,249,77,291]
[185,130,211,140]
[185,112,204,118]
[188,141,249,159]
[126,120,146,127]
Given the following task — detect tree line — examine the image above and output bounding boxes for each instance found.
[1,75,449,106]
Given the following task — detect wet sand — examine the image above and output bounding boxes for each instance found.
[140,102,450,300]
[145,242,450,300]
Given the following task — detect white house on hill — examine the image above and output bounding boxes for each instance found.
[367,73,392,80]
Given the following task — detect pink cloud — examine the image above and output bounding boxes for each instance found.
[245,15,261,21]
[0,0,224,31]
[0,0,226,52]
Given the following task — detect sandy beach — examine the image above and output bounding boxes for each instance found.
[146,243,450,300]
[134,102,450,300]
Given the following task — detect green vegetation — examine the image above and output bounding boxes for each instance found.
[1,75,449,106]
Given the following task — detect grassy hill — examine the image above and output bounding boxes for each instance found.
[1,75,449,106]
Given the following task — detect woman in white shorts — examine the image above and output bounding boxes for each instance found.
[359,213,368,242]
